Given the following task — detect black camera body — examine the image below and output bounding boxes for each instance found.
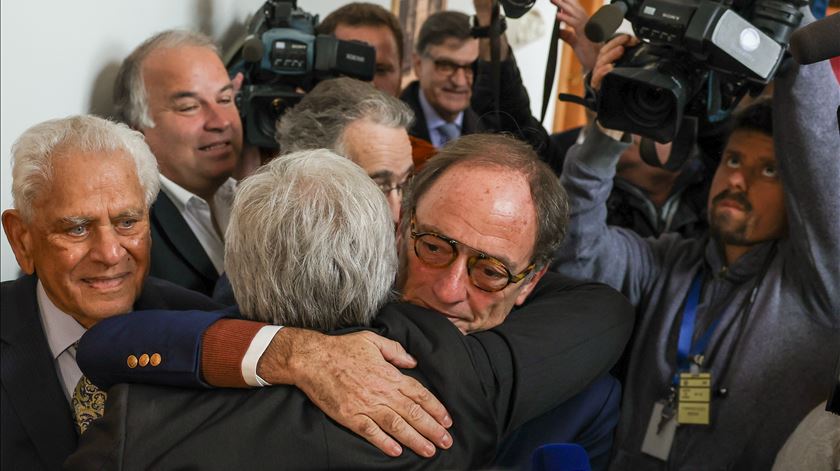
[228,0,376,149]
[594,0,804,143]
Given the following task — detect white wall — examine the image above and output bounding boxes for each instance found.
[0,0,558,281]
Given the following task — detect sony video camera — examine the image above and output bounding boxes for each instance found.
[585,0,805,145]
[227,0,376,149]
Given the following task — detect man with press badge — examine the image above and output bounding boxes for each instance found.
[551,30,840,470]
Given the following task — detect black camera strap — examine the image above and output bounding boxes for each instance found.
[489,2,503,122]
[639,116,697,172]
[540,15,563,124]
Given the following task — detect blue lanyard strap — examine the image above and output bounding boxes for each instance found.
[673,270,724,384]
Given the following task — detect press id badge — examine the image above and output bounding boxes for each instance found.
[677,371,711,425]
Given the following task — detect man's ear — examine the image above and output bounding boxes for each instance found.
[232,72,244,93]
[2,209,36,274]
[412,52,423,77]
[514,265,549,306]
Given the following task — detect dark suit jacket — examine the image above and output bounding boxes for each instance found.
[400,81,484,144]
[149,192,218,296]
[0,274,220,471]
[67,275,634,470]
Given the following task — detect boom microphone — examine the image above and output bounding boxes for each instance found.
[585,2,629,43]
[789,13,840,65]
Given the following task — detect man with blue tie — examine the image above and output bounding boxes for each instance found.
[401,11,481,148]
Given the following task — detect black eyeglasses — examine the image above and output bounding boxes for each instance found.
[410,216,534,292]
[425,56,475,78]
[375,174,413,195]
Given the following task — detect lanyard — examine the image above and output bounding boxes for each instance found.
[671,271,719,385]
[675,271,720,373]
[670,242,778,387]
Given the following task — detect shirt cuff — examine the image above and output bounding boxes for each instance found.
[241,325,284,387]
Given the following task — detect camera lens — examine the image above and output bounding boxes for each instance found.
[623,82,674,128]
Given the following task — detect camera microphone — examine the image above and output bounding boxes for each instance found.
[242,35,264,63]
[585,2,629,43]
[789,13,840,65]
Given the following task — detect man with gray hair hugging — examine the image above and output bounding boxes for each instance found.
[276,77,415,224]
[70,139,633,469]
[212,77,416,304]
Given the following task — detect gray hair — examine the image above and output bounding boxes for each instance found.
[10,115,160,222]
[400,133,569,269]
[225,149,397,330]
[276,77,413,156]
[114,29,219,129]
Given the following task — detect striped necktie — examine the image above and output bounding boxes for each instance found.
[436,122,461,147]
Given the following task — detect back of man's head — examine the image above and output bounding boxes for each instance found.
[400,133,569,269]
[225,149,397,330]
[113,29,218,129]
[276,77,413,155]
[317,2,404,64]
[415,11,472,56]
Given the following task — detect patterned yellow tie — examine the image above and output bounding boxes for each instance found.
[72,375,106,434]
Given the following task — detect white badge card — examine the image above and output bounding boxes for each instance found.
[641,400,677,461]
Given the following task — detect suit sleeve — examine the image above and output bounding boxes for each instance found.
[77,309,240,389]
[471,53,552,160]
[470,273,634,436]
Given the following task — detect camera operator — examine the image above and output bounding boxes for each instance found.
[317,3,404,98]
[552,23,840,471]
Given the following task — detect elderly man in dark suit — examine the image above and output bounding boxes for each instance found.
[0,115,222,470]
[68,140,633,469]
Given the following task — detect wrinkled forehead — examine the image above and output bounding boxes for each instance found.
[415,163,538,266]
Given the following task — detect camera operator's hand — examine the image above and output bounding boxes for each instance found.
[551,0,602,73]
[591,34,639,91]
[474,0,511,61]
[257,328,453,458]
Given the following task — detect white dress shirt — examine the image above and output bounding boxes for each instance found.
[37,282,86,403]
[418,89,464,148]
[159,176,237,274]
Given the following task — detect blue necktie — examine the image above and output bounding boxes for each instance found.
[437,122,460,147]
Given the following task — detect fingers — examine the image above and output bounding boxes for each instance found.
[350,415,404,457]
[293,331,454,458]
[362,332,453,430]
[559,28,577,47]
[554,0,588,30]
[591,34,633,91]
[363,331,416,368]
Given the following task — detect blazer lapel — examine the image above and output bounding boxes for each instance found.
[401,82,432,143]
[151,192,217,283]
[1,275,77,469]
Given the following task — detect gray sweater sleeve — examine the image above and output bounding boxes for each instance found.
[773,58,840,324]
[552,126,673,305]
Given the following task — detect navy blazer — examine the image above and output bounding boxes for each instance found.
[149,191,219,296]
[400,80,484,144]
[0,275,220,470]
[68,275,634,470]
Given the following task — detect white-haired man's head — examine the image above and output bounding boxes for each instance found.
[225,148,397,330]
